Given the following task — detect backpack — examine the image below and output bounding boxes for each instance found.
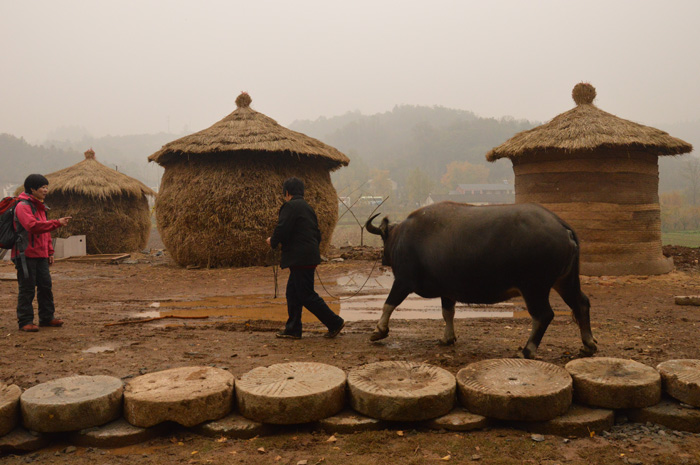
[0,197,32,249]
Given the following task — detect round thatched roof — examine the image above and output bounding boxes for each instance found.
[42,149,156,200]
[148,92,350,170]
[486,83,693,161]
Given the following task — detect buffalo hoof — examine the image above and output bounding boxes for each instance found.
[518,347,537,360]
[579,344,598,357]
[438,337,456,346]
[369,328,389,342]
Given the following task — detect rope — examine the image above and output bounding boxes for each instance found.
[316,258,381,301]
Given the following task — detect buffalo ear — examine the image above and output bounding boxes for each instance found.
[380,217,390,239]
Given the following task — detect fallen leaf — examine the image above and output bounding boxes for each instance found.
[397,430,404,437]
[215,436,227,443]
[326,435,337,443]
[441,455,451,461]
[191,451,198,455]
[258,447,265,454]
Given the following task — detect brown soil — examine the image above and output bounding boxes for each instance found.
[1,246,700,464]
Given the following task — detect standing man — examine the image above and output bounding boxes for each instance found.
[13,174,71,332]
[266,177,345,339]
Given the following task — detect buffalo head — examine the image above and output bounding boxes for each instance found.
[365,213,392,265]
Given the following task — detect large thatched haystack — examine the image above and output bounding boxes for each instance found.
[486,83,693,276]
[28,149,156,254]
[148,92,349,268]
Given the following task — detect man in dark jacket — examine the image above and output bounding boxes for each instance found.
[266,177,345,339]
[13,174,71,332]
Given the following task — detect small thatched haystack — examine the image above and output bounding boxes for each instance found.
[486,83,693,276]
[23,149,156,254]
[148,92,349,268]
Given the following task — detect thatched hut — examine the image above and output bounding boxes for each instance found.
[148,92,349,268]
[486,83,693,276]
[27,149,156,254]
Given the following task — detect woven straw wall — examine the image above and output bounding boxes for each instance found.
[513,150,672,276]
[48,193,151,254]
[155,153,338,268]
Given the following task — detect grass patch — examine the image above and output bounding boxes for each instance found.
[662,231,700,247]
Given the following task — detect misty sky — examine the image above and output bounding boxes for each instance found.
[2,0,699,143]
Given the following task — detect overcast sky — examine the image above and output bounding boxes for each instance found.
[2,0,699,143]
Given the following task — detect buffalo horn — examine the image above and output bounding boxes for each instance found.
[365,213,383,236]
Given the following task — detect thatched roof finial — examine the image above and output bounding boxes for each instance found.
[572,82,596,106]
[236,92,252,108]
[84,148,96,159]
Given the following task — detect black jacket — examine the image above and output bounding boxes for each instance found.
[270,196,322,269]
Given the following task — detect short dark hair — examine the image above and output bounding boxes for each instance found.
[24,174,49,194]
[283,177,304,197]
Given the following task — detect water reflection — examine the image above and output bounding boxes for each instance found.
[132,271,571,324]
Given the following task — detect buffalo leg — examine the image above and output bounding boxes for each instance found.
[370,282,410,341]
[439,297,457,345]
[555,282,597,356]
[520,289,554,359]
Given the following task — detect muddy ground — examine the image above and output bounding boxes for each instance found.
[1,244,700,464]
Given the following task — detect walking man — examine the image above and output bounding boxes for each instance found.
[266,177,345,339]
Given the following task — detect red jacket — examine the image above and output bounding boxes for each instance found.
[11,192,61,259]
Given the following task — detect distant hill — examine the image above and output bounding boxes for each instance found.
[290,104,537,200]
[0,132,186,189]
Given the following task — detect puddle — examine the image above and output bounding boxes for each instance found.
[133,291,571,324]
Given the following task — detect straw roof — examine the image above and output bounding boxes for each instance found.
[148,92,350,170]
[486,83,693,161]
[45,149,156,200]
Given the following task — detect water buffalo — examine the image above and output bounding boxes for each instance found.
[365,201,597,359]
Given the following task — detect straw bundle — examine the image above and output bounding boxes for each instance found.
[486,83,693,276]
[149,92,349,170]
[20,149,156,254]
[486,83,691,161]
[155,153,337,267]
[149,93,348,268]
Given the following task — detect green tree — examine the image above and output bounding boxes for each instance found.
[404,167,435,206]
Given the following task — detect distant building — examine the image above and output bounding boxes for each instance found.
[424,182,514,206]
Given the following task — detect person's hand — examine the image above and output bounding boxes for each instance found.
[266,237,271,247]
[58,217,72,226]
[48,256,54,266]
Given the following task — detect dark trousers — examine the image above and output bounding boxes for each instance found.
[284,267,343,336]
[15,257,55,328]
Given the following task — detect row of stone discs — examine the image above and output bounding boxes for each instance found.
[566,357,700,433]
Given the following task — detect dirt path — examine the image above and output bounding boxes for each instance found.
[1,249,700,464]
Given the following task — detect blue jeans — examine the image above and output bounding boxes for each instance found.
[284,267,343,337]
[15,257,55,328]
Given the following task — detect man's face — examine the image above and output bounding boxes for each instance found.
[31,185,49,201]
[284,191,293,202]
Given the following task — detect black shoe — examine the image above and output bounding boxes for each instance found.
[276,331,301,339]
[324,321,346,339]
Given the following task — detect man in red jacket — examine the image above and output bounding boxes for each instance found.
[12,174,71,332]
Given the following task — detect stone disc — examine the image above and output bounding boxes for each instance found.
[124,366,234,428]
[317,409,387,434]
[236,362,346,425]
[0,427,48,454]
[457,358,572,421]
[656,359,700,407]
[0,384,21,437]
[69,418,168,448]
[195,413,274,439]
[626,397,700,433]
[348,361,455,421]
[565,357,661,409]
[426,407,490,432]
[21,375,123,432]
[510,404,615,438]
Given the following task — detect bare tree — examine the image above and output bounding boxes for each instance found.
[682,157,700,206]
